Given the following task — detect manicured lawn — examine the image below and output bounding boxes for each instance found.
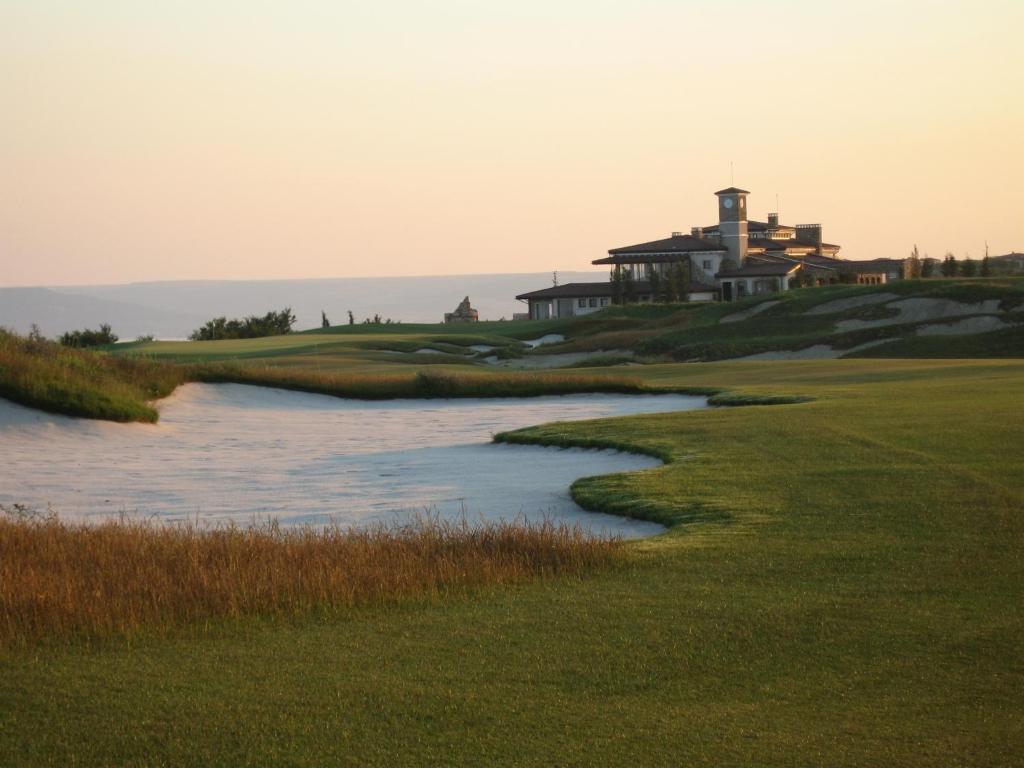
[3,358,1022,766]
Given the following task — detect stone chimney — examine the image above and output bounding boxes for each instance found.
[795,224,823,255]
[767,213,779,228]
[691,226,704,239]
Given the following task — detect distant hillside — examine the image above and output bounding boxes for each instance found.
[543,278,1024,362]
[0,287,206,340]
[991,253,1024,274]
[0,272,602,339]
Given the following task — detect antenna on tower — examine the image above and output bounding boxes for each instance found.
[730,161,734,185]
[776,193,780,217]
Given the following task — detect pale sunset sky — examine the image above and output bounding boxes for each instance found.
[1,0,1022,287]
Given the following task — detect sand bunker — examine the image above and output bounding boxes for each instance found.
[734,339,894,361]
[916,316,1016,336]
[805,293,899,316]
[836,298,1002,331]
[483,350,634,369]
[0,384,707,538]
[720,300,780,324]
[523,334,565,348]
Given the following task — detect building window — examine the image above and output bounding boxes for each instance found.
[702,260,712,270]
[588,297,598,307]
[578,299,586,308]
[600,297,609,306]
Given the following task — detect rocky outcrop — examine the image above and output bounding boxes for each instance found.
[444,296,479,323]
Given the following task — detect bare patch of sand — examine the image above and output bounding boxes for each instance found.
[916,316,1016,336]
[836,298,1002,331]
[484,350,634,369]
[805,293,899,316]
[0,384,708,538]
[720,300,780,324]
[523,334,565,348]
[733,339,894,361]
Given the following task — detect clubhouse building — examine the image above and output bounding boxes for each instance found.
[518,187,862,318]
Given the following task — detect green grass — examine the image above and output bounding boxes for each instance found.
[2,358,1022,765]
[101,278,1024,382]
[0,329,185,422]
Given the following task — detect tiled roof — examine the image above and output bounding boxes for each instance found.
[603,234,726,257]
[714,187,751,195]
[516,282,625,300]
[515,281,716,301]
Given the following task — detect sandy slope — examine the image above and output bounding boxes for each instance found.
[0,384,706,538]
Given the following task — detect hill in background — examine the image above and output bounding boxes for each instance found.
[0,272,602,339]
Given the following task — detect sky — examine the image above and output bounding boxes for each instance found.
[2,0,1022,287]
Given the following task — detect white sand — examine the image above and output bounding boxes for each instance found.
[523,334,565,348]
[836,298,1002,331]
[733,339,894,361]
[468,345,495,353]
[916,316,1015,336]
[720,300,780,324]
[483,350,634,370]
[805,293,899,316]
[413,348,447,355]
[0,385,708,538]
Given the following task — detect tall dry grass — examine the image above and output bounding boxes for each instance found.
[195,364,648,400]
[0,328,185,422]
[1,328,650,424]
[0,510,620,644]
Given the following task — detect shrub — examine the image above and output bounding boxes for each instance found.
[59,324,118,348]
[189,308,296,341]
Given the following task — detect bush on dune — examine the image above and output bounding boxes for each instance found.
[0,328,185,422]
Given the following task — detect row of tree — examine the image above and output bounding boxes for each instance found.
[59,324,118,348]
[189,308,296,341]
[904,245,992,279]
[609,262,692,305]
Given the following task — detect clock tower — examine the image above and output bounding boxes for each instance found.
[715,187,749,267]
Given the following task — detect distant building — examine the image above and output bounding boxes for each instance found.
[515,281,716,320]
[594,187,844,301]
[444,296,478,323]
[513,186,936,313]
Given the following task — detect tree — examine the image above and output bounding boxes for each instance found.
[189,308,295,341]
[321,311,330,328]
[922,256,936,278]
[665,264,679,303]
[903,245,922,279]
[59,323,118,348]
[981,243,992,277]
[648,269,662,303]
[610,266,624,305]
[347,310,355,325]
[671,260,691,300]
[940,253,958,277]
[960,256,977,277]
[623,268,637,304]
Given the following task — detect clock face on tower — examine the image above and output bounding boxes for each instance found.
[723,198,734,209]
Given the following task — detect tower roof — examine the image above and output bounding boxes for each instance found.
[714,187,751,195]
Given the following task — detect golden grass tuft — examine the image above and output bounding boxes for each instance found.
[0,511,620,644]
